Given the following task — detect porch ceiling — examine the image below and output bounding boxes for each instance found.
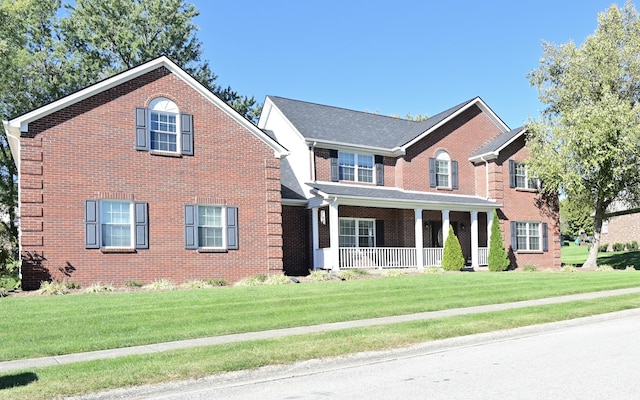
[307,182,500,211]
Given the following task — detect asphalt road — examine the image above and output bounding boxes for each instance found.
[79,308,640,400]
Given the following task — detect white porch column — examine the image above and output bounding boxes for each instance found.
[311,207,320,270]
[487,210,493,244]
[415,208,424,269]
[471,210,479,268]
[442,209,450,246]
[329,200,340,271]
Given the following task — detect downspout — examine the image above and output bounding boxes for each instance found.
[480,155,490,200]
[310,141,317,182]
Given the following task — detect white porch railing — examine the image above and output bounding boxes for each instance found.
[316,247,490,270]
[339,247,417,269]
[478,247,489,266]
[423,247,444,267]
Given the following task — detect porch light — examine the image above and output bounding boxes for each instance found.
[461,223,466,232]
[320,209,326,225]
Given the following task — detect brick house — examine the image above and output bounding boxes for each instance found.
[599,204,640,251]
[258,96,561,273]
[3,57,288,290]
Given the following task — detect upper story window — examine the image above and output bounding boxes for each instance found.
[509,160,539,190]
[338,152,374,183]
[149,98,179,152]
[135,98,193,156]
[429,151,458,189]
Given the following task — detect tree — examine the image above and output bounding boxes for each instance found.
[487,211,509,271]
[441,226,465,271]
[526,1,640,269]
[560,197,594,238]
[60,0,259,122]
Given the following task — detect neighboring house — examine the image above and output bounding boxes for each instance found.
[258,96,560,274]
[599,202,640,250]
[2,57,288,290]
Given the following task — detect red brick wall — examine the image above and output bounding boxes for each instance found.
[19,67,283,289]
[401,105,500,194]
[600,213,640,251]
[281,205,310,275]
[492,136,561,268]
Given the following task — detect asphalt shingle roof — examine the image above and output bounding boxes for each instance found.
[310,182,498,207]
[470,127,524,158]
[268,96,477,149]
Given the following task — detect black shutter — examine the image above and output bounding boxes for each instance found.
[135,107,149,151]
[510,221,517,250]
[451,160,459,189]
[180,113,194,156]
[227,206,239,250]
[429,158,436,187]
[375,155,384,186]
[134,202,149,249]
[330,150,339,182]
[509,160,516,188]
[85,200,100,249]
[375,220,385,247]
[184,205,197,249]
[542,222,548,252]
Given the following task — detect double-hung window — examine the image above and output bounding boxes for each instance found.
[509,160,540,190]
[339,218,375,248]
[511,221,548,252]
[135,97,194,156]
[185,205,239,251]
[429,151,458,189]
[85,200,148,250]
[338,152,374,183]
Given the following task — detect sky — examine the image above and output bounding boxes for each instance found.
[192,1,622,128]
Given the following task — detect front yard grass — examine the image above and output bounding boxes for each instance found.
[3,272,640,362]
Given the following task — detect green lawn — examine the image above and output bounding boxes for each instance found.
[3,272,640,361]
[561,242,640,267]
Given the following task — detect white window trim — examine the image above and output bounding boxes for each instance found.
[149,97,180,154]
[339,217,376,248]
[100,200,134,248]
[435,150,451,188]
[338,151,375,184]
[197,204,227,250]
[516,221,541,251]
[514,161,540,190]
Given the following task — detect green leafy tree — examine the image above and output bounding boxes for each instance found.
[560,197,594,238]
[441,226,465,271]
[527,1,640,269]
[487,211,509,272]
[60,0,259,121]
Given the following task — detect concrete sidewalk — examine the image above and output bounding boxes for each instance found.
[2,286,640,374]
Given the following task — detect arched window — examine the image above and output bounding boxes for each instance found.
[435,151,450,187]
[429,151,458,189]
[149,98,179,152]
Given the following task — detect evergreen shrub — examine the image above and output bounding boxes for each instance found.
[442,226,465,271]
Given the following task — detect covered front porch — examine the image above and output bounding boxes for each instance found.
[309,183,499,271]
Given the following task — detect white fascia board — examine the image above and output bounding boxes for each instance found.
[2,121,20,168]
[9,56,288,159]
[304,139,404,157]
[282,198,309,207]
[260,97,307,143]
[400,97,511,152]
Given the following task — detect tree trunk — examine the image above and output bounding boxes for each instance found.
[583,204,605,269]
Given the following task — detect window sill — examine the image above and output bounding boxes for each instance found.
[515,250,543,254]
[100,247,137,254]
[436,186,453,191]
[515,187,539,193]
[150,150,182,158]
[198,248,228,253]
